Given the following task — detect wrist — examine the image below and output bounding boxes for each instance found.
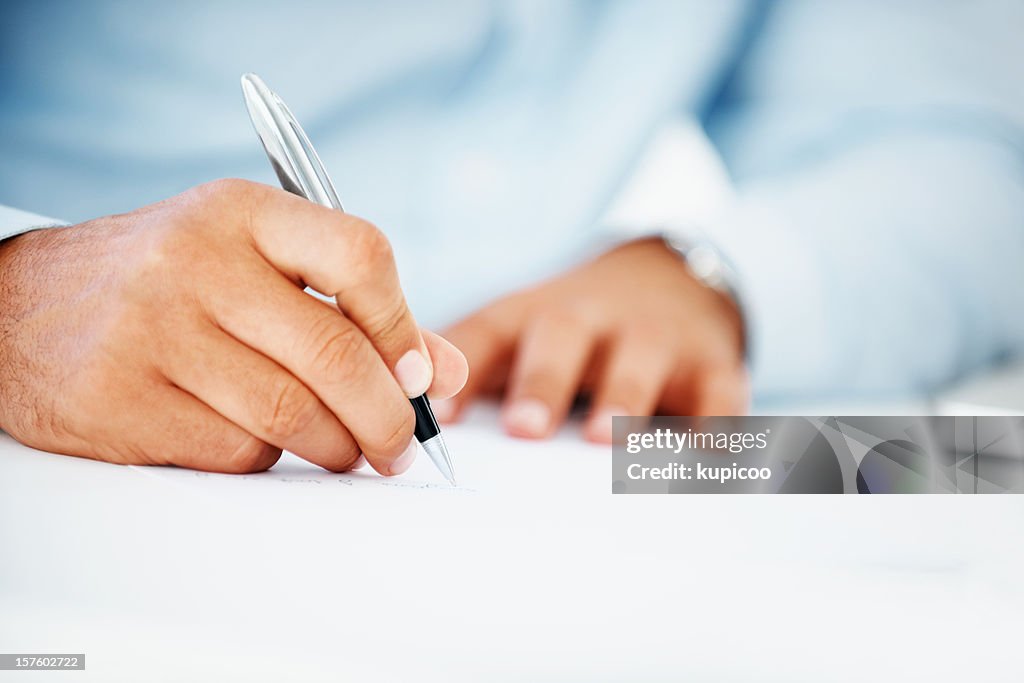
[656,234,745,360]
[602,236,745,364]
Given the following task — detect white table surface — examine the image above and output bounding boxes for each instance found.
[2,402,1022,682]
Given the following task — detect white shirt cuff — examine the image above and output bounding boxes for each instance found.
[0,205,67,242]
[593,119,832,389]
[598,117,736,241]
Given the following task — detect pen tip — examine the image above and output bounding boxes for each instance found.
[420,434,457,487]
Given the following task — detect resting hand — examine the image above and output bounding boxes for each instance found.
[438,237,745,442]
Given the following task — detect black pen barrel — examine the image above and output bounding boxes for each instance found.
[411,394,440,443]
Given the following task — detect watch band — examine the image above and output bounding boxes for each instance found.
[661,230,748,357]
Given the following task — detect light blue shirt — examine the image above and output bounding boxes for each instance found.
[1,0,1022,402]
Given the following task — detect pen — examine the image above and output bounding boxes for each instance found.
[240,72,457,485]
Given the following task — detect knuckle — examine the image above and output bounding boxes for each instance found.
[139,227,194,278]
[134,192,256,280]
[518,367,563,398]
[222,435,280,474]
[537,302,597,332]
[456,309,508,347]
[606,376,648,408]
[196,177,263,202]
[374,401,415,458]
[323,443,364,473]
[703,366,748,398]
[307,318,369,379]
[364,296,411,344]
[105,441,154,466]
[625,317,669,343]
[260,379,318,440]
[346,219,394,271]
[176,178,267,234]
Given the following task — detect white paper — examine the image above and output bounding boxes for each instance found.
[3,399,1023,682]
[126,403,609,501]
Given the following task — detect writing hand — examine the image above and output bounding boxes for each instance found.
[0,179,468,474]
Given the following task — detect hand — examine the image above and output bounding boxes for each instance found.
[438,237,746,442]
[0,179,467,474]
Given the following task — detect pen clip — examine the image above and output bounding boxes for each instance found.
[240,73,344,212]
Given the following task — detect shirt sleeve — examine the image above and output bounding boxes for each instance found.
[599,2,1024,402]
[0,205,67,242]
[599,116,1024,400]
[705,130,1024,401]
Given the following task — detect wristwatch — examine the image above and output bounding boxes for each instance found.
[661,230,748,356]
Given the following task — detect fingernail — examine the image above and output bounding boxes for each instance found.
[432,398,457,423]
[351,455,368,470]
[504,398,551,438]
[388,439,418,476]
[394,350,432,397]
[588,406,626,443]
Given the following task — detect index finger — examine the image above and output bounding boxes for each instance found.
[246,183,433,398]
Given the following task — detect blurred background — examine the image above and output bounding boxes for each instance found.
[2,0,1022,403]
